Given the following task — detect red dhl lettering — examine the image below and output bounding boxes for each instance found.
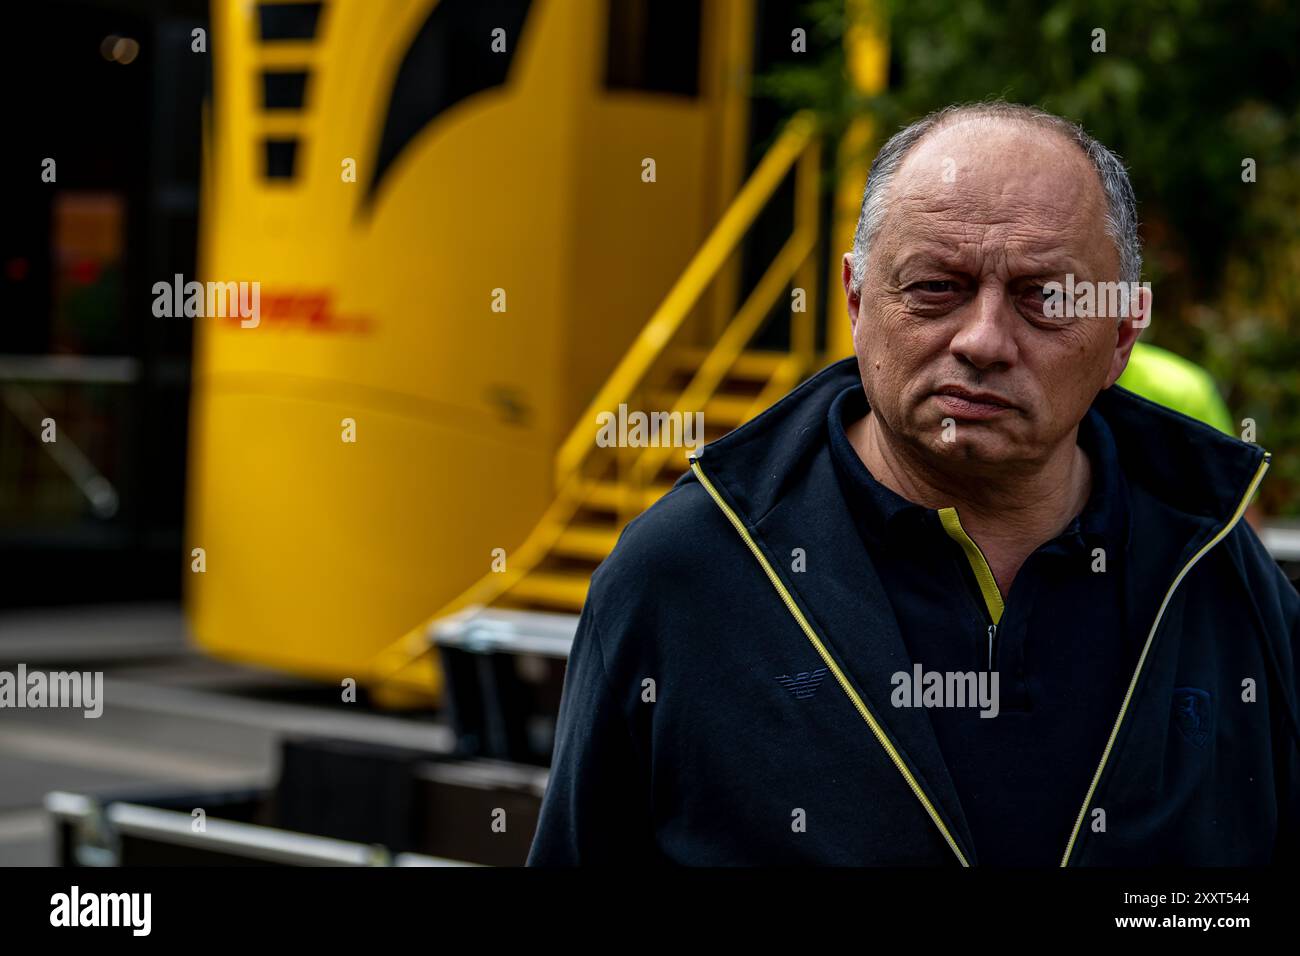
[218,290,372,333]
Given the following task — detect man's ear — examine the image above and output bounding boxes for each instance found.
[1104,283,1151,388]
[842,253,861,332]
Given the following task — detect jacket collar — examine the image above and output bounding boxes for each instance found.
[686,356,1266,535]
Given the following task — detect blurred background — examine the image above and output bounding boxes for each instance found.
[1,0,1297,866]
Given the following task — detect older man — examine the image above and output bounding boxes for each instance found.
[527,103,1300,866]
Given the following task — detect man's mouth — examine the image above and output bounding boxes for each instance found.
[931,385,1017,420]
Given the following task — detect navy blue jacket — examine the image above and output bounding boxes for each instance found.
[527,358,1300,865]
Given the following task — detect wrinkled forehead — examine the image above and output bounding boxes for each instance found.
[880,118,1115,272]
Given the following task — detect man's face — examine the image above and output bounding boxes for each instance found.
[843,119,1144,473]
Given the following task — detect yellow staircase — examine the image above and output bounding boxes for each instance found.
[373,112,823,690]
[493,346,809,614]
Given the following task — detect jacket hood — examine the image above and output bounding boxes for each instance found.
[684,356,1268,530]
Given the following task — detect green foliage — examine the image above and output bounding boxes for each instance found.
[762,0,1300,513]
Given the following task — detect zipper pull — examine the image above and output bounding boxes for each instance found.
[987,624,997,671]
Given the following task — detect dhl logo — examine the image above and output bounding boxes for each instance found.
[217,290,373,333]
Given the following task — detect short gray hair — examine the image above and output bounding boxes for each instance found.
[849,102,1142,292]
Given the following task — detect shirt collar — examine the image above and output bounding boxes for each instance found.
[827,383,1131,555]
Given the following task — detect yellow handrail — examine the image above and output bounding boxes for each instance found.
[553,110,819,488]
[631,226,815,484]
[628,133,822,486]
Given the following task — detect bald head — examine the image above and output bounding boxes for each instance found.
[873,118,1120,298]
[850,103,1141,293]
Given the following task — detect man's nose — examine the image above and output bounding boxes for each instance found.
[949,286,1018,370]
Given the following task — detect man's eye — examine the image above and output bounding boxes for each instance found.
[1024,285,1067,320]
[913,281,957,293]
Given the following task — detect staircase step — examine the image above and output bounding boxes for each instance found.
[506,571,591,611]
[649,391,757,429]
[670,348,789,382]
[577,480,678,511]
[553,524,621,561]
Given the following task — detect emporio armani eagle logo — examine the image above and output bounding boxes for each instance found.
[776,668,829,700]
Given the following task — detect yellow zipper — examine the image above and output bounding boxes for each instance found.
[1058,452,1271,866]
[690,457,970,867]
[938,508,1005,625]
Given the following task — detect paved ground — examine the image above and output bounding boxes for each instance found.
[0,603,451,865]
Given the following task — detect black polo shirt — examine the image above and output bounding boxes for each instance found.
[827,383,1137,865]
